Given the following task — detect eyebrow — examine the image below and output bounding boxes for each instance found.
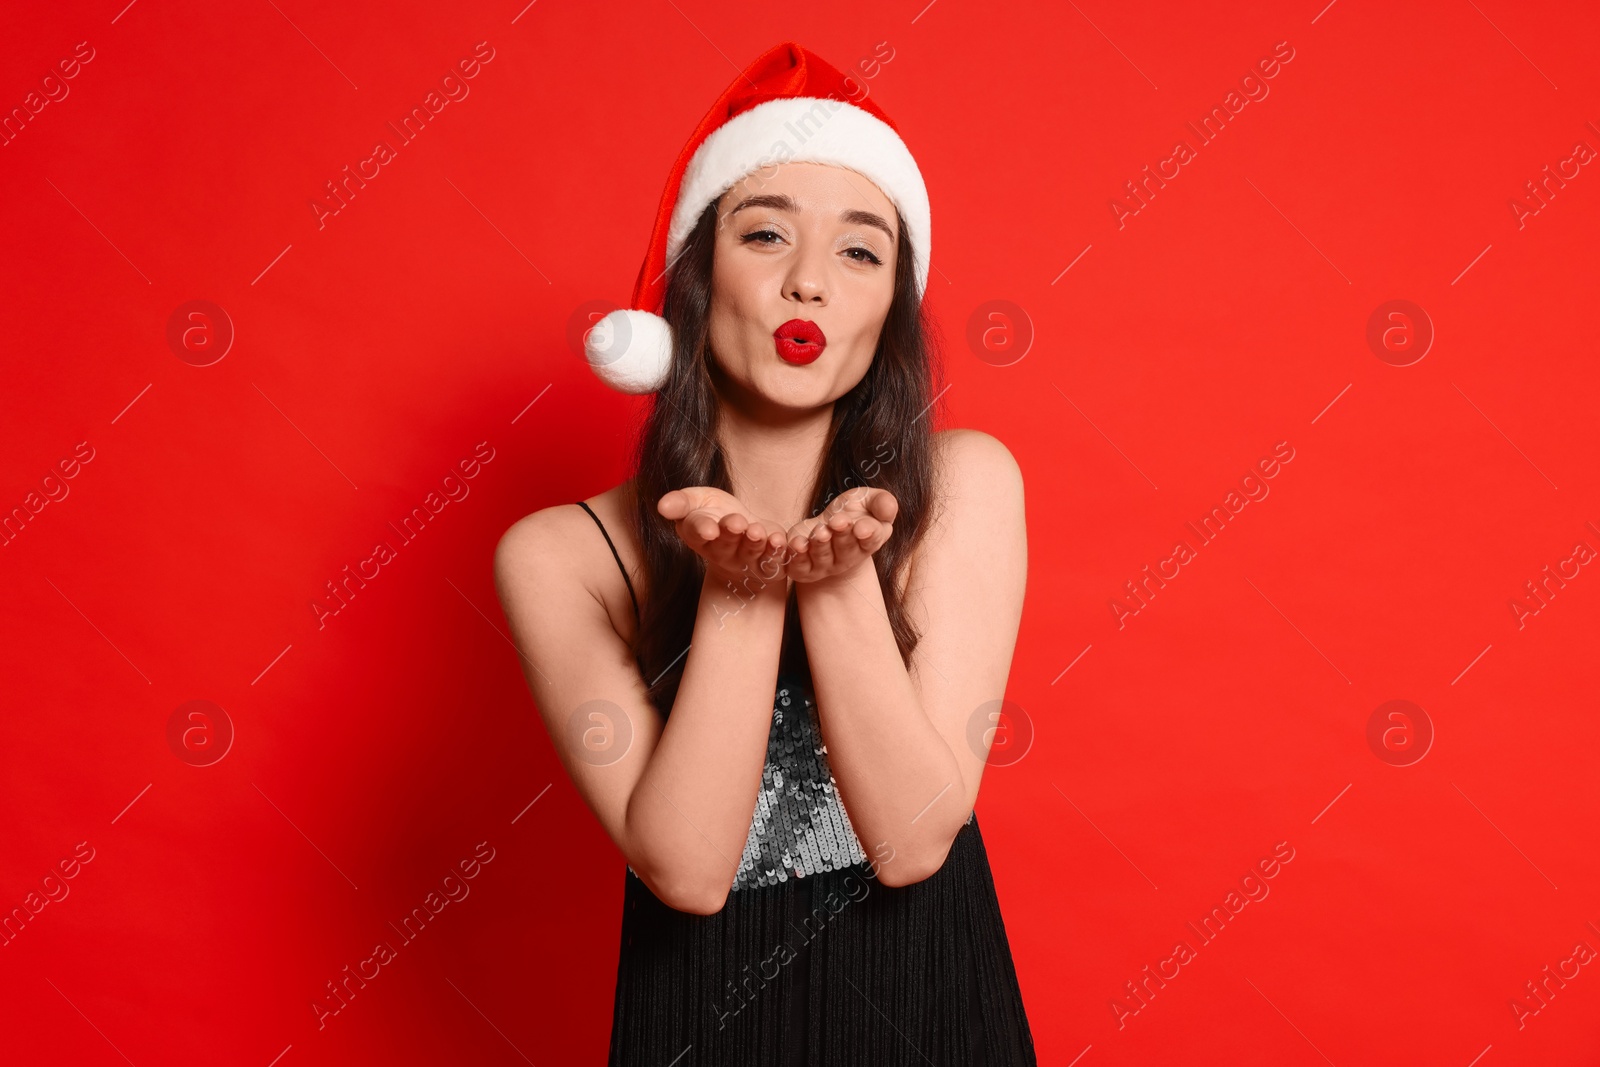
[727,192,896,244]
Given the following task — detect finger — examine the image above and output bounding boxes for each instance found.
[754,541,786,581]
[732,531,759,569]
[737,525,769,567]
[688,511,722,543]
[851,515,887,551]
[720,519,761,569]
[763,531,794,575]
[868,490,899,523]
[844,519,878,559]
[785,540,811,581]
[657,490,688,520]
[810,529,835,571]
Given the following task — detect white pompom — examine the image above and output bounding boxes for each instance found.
[583,308,673,394]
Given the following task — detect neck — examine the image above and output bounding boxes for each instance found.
[714,395,835,531]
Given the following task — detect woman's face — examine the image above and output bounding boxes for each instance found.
[706,161,898,412]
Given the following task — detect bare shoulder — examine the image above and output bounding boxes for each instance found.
[494,480,634,563]
[493,479,642,638]
[899,430,1024,598]
[929,428,1024,514]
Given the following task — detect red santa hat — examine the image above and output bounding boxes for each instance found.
[583,41,932,394]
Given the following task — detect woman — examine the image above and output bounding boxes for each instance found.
[495,42,1034,1065]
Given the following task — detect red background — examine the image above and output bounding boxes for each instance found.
[3,1,1598,1063]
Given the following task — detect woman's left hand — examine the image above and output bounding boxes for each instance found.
[783,487,898,584]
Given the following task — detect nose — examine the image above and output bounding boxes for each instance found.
[783,237,829,306]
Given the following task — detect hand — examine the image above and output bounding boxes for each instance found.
[783,487,897,584]
[657,487,790,588]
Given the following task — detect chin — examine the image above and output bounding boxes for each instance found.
[764,383,829,408]
[756,374,837,410]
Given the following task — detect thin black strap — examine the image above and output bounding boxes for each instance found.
[575,501,641,626]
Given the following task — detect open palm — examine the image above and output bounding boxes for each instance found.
[783,487,898,584]
[657,486,789,586]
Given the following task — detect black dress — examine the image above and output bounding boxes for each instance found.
[576,502,1038,1066]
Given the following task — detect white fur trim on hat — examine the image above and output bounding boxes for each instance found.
[667,96,931,297]
[584,308,673,395]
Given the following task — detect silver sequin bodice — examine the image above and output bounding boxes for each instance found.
[729,671,868,890]
[625,671,870,892]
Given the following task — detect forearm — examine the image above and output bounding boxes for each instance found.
[796,566,967,884]
[624,567,787,910]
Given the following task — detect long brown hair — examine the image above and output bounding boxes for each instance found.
[627,197,945,716]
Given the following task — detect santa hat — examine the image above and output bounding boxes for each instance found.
[583,41,932,394]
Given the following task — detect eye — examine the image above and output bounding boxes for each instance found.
[738,229,883,266]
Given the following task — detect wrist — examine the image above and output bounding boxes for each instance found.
[794,559,874,597]
[705,555,790,595]
[702,560,788,628]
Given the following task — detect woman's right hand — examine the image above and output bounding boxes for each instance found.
[657,487,789,588]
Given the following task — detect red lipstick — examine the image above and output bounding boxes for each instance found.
[773,319,827,364]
